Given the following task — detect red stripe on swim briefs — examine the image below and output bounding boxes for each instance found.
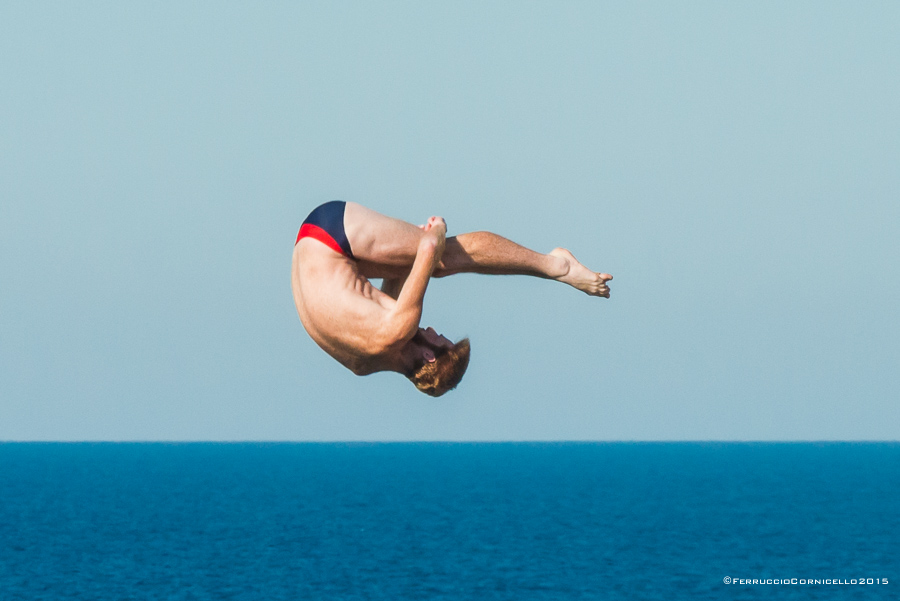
[296,223,346,256]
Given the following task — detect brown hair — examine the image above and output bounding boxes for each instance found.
[408,338,470,397]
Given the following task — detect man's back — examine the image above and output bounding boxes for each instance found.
[291,239,397,375]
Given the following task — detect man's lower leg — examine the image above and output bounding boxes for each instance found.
[435,231,568,279]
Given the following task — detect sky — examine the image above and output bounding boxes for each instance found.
[1,2,898,441]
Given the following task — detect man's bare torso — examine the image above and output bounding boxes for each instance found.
[291,239,397,375]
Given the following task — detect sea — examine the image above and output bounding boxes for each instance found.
[1,442,897,600]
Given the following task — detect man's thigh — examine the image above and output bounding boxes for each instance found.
[344,202,425,275]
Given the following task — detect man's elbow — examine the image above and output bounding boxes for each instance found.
[374,316,417,353]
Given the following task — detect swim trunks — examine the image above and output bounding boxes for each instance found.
[295,200,354,259]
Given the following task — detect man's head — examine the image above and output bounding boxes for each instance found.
[404,327,470,397]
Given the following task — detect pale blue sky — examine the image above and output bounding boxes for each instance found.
[2,2,898,440]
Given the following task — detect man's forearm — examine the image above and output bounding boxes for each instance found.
[389,238,441,340]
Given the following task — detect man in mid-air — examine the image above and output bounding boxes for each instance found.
[291,201,612,396]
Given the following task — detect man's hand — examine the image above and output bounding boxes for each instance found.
[419,216,447,267]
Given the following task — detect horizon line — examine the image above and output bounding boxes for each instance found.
[1,439,898,444]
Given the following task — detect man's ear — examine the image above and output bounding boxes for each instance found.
[423,349,436,363]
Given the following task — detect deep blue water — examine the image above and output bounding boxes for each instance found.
[0,443,897,600]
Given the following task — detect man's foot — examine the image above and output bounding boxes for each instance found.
[549,248,612,298]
